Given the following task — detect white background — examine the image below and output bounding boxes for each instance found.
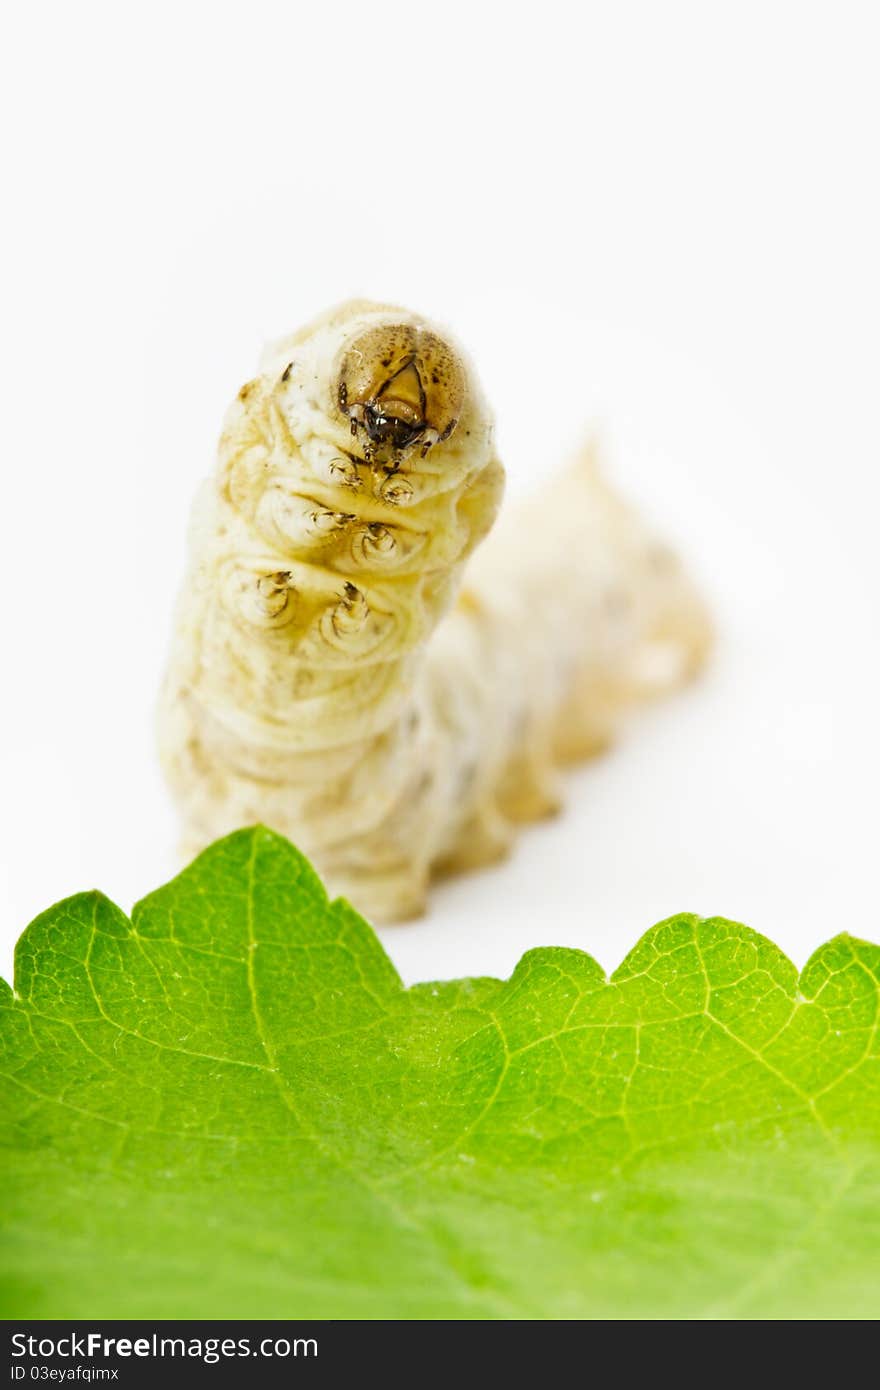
[1,2,877,987]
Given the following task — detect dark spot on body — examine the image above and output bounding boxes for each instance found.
[458,761,477,795]
[604,586,630,618]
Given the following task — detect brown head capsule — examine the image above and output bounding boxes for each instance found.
[336,322,465,460]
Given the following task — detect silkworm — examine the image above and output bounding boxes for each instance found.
[158,299,711,921]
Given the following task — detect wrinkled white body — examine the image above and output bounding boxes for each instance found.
[159,303,710,920]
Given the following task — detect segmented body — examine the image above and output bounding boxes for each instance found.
[159,301,710,920]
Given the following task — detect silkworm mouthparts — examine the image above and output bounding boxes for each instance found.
[336,321,465,463]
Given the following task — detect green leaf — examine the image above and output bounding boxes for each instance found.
[2,828,879,1319]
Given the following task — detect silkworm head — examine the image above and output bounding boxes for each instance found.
[337,322,465,460]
